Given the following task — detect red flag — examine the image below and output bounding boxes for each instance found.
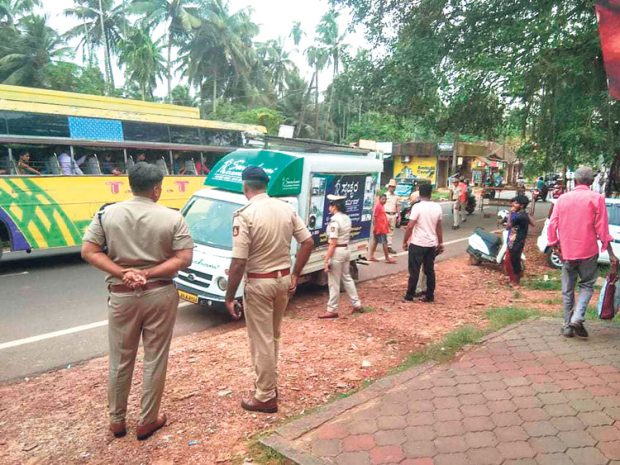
[596,1,620,99]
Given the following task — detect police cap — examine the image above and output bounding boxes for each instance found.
[242,166,269,183]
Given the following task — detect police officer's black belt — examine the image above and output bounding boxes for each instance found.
[336,244,349,247]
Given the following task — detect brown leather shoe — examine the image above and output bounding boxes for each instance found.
[241,396,278,413]
[136,414,166,441]
[109,420,126,438]
[318,311,338,319]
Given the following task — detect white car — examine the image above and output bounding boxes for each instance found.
[537,198,620,268]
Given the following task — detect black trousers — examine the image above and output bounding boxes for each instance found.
[406,244,437,299]
[509,242,524,278]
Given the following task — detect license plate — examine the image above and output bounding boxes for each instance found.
[178,290,199,304]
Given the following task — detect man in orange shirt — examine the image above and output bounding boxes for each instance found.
[369,194,397,263]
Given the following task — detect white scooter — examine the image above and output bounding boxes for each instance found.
[466,210,525,267]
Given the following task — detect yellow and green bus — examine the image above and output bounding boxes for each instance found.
[0,85,266,259]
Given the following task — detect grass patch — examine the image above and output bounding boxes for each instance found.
[522,275,562,291]
[394,306,542,373]
[432,191,450,201]
[486,306,541,330]
[359,306,375,314]
[542,297,563,305]
[245,440,290,465]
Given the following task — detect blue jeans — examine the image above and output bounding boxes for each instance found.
[561,255,598,326]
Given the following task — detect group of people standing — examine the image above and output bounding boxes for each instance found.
[80,161,613,443]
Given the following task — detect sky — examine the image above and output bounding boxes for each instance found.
[42,0,368,98]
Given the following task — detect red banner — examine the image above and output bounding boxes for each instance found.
[596,1,620,99]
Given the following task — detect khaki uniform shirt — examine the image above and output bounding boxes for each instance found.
[328,212,352,245]
[231,193,311,273]
[385,191,399,214]
[83,196,194,284]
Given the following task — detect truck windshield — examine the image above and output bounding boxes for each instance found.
[183,197,243,249]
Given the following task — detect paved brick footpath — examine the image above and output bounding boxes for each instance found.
[262,319,620,465]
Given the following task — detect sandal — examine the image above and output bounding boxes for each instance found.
[386,258,397,264]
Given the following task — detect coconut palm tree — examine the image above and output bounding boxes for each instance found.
[131,0,201,101]
[179,0,259,113]
[117,24,165,100]
[306,45,328,136]
[316,10,347,137]
[289,21,304,48]
[64,0,129,92]
[0,15,70,87]
[257,38,294,97]
[0,0,41,25]
[278,69,314,137]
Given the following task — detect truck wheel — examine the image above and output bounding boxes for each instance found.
[547,251,563,269]
[469,254,481,266]
[312,270,329,287]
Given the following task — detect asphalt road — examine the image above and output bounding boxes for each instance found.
[0,196,551,382]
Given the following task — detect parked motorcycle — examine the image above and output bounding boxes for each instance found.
[466,211,525,267]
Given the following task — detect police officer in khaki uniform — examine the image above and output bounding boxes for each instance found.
[225,166,314,413]
[318,194,362,318]
[82,162,193,441]
[385,178,399,253]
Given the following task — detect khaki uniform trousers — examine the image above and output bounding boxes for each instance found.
[243,275,291,403]
[107,284,178,424]
[453,200,466,227]
[386,213,398,247]
[327,248,361,313]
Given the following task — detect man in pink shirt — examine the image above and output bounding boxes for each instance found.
[402,183,444,302]
[547,166,617,338]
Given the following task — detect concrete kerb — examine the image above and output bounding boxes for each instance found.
[260,317,549,464]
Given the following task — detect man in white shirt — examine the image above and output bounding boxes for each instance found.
[402,183,444,302]
[57,148,86,175]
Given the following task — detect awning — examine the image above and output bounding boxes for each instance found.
[205,149,304,196]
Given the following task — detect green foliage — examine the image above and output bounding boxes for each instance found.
[46,63,106,95]
[346,112,410,143]
[170,84,197,107]
[332,0,620,167]
[0,15,70,88]
[209,102,284,135]
[117,24,166,100]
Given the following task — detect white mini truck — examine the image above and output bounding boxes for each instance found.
[174,148,383,307]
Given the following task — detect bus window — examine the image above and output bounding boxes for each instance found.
[173,151,199,175]
[0,147,9,175]
[98,149,125,175]
[76,147,124,175]
[145,149,171,175]
[10,145,56,175]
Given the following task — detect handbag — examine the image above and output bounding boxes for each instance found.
[597,263,619,320]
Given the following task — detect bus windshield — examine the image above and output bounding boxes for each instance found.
[183,197,242,249]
